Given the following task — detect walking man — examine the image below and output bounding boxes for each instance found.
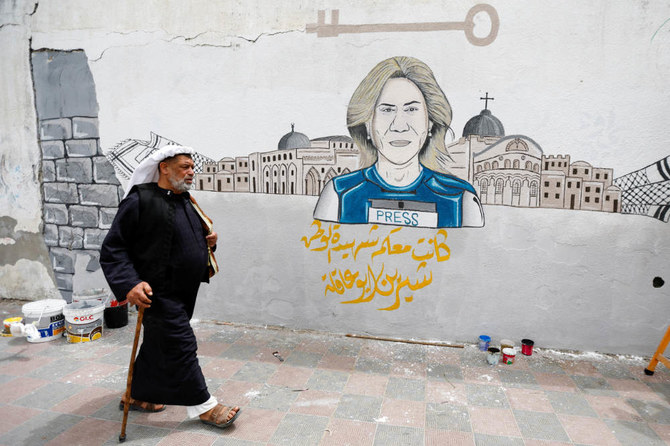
[101,145,240,428]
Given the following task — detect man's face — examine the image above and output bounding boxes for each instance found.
[164,155,195,193]
[369,78,430,166]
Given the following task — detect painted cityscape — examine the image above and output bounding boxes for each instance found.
[107,101,670,223]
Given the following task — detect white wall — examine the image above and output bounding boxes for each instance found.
[1,0,669,354]
[194,191,670,356]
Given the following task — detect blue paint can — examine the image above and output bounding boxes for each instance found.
[478,335,491,351]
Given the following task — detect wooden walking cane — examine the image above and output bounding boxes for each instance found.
[119,306,145,443]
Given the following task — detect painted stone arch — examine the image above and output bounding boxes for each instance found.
[263,166,271,193]
[324,167,338,184]
[304,167,320,196]
[272,165,280,194]
[288,162,297,195]
[280,164,288,194]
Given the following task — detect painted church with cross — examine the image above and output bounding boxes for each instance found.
[444,93,622,212]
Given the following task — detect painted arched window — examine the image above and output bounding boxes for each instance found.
[513,159,520,169]
[530,181,538,197]
[495,178,504,194]
[512,180,521,195]
[480,179,488,195]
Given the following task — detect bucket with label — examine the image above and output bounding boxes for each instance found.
[502,347,517,365]
[63,301,104,343]
[19,299,67,343]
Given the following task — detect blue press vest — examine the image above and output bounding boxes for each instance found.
[332,166,477,228]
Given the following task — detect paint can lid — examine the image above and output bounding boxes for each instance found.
[502,347,516,355]
[479,335,491,342]
[22,299,67,316]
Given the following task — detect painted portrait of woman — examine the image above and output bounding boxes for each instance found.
[313,56,484,228]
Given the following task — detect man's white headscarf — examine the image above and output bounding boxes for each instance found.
[123,145,195,198]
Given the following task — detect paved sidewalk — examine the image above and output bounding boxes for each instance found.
[0,299,669,445]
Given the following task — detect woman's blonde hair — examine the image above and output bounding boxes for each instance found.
[347,56,453,170]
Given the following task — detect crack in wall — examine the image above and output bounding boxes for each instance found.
[84,28,304,62]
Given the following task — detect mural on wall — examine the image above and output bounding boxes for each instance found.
[311,56,485,229]
[614,157,670,222]
[32,50,124,301]
[306,4,499,47]
[28,3,670,306]
[302,221,449,311]
[107,133,216,181]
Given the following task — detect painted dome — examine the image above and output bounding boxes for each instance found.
[278,124,311,150]
[463,109,505,138]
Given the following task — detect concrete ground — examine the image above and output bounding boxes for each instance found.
[0,299,669,446]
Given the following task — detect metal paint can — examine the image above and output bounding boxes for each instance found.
[487,347,500,365]
[500,339,514,352]
[502,347,516,364]
[521,339,535,356]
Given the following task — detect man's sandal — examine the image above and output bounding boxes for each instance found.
[118,398,166,413]
[200,404,241,429]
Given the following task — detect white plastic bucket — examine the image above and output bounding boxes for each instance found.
[21,299,67,343]
[72,288,110,306]
[63,301,104,343]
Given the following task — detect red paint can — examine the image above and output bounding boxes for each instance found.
[502,347,516,364]
[521,339,534,356]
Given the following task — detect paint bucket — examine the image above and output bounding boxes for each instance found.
[500,339,514,352]
[478,335,491,351]
[502,347,516,365]
[72,288,110,306]
[2,317,22,337]
[487,347,500,365]
[21,299,67,343]
[521,339,535,356]
[104,302,128,329]
[63,301,104,343]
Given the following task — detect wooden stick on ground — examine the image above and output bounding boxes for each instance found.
[119,306,145,443]
[346,333,464,348]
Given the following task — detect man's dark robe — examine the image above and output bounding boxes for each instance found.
[100,183,211,406]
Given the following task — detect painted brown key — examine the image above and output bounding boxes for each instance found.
[306,3,499,47]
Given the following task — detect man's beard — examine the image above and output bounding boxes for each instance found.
[169,176,192,193]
